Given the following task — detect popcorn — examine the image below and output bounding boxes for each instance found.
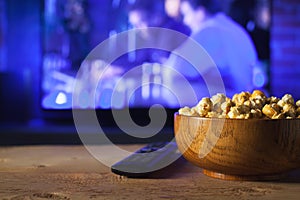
[296,107,300,116]
[251,90,266,100]
[277,100,285,108]
[268,96,280,104]
[194,97,213,117]
[250,109,263,118]
[282,94,294,105]
[220,100,233,114]
[232,91,251,106]
[179,90,300,119]
[206,111,219,118]
[251,98,265,110]
[296,100,300,107]
[179,106,198,117]
[211,93,227,112]
[262,104,278,119]
[272,113,285,119]
[282,104,296,118]
[228,107,240,119]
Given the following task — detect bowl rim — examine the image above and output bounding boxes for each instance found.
[174,112,300,122]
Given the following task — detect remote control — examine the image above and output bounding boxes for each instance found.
[111,141,183,178]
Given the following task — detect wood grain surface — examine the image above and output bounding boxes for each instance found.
[174,114,300,180]
[1,145,300,200]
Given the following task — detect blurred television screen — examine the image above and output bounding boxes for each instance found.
[41,0,271,110]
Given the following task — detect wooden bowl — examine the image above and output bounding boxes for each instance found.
[174,113,300,181]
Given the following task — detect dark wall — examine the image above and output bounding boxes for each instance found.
[270,0,300,99]
[0,0,41,122]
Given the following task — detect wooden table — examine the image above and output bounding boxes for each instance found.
[1,145,300,200]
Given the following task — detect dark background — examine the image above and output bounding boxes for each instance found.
[1,0,300,145]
